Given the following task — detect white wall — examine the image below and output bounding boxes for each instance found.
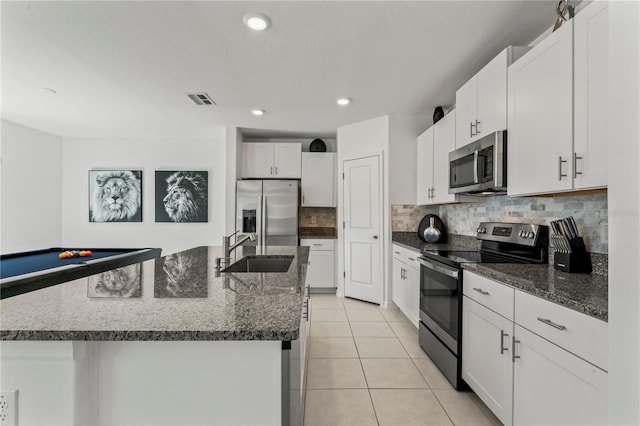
[0,120,63,253]
[608,1,640,424]
[61,133,226,255]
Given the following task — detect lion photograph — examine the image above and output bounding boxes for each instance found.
[154,170,208,223]
[89,170,142,222]
[88,263,142,298]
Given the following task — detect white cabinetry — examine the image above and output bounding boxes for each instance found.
[391,244,420,326]
[462,297,514,426]
[573,1,609,189]
[301,153,335,207]
[243,143,302,178]
[508,1,608,196]
[462,270,608,425]
[416,110,457,205]
[300,239,335,290]
[508,22,574,196]
[455,47,529,148]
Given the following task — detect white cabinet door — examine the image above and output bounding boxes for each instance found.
[306,250,335,288]
[476,50,508,140]
[416,127,434,205]
[508,22,574,196]
[404,264,420,327]
[455,77,478,148]
[432,110,457,204]
[513,325,608,426]
[391,257,405,312]
[462,297,514,426]
[244,143,275,178]
[301,153,335,207]
[274,143,302,178]
[574,1,608,189]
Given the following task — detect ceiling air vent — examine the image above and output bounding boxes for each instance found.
[185,93,216,106]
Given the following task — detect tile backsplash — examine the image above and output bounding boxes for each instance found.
[391,192,608,253]
[299,207,337,228]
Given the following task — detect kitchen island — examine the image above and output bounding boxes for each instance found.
[0,245,310,426]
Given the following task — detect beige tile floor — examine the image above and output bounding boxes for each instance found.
[304,294,502,426]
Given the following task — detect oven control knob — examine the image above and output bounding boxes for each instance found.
[519,230,525,238]
[528,232,535,239]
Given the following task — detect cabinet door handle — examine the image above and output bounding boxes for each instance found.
[275,166,278,175]
[473,287,490,296]
[537,317,567,330]
[312,243,322,246]
[573,153,583,178]
[512,336,520,362]
[270,166,274,176]
[470,121,475,138]
[500,330,509,354]
[558,156,567,180]
[394,251,401,255]
[408,257,415,261]
[475,119,481,135]
[302,194,305,204]
[431,187,436,199]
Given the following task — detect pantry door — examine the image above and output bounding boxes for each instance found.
[342,154,382,304]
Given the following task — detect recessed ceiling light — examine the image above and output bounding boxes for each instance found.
[252,109,265,116]
[243,13,271,31]
[337,97,351,106]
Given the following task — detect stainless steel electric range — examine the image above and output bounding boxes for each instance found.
[418,221,549,389]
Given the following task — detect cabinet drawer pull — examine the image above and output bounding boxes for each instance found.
[312,244,322,246]
[473,287,490,296]
[537,317,567,330]
[512,336,520,362]
[394,251,401,254]
[573,153,583,178]
[558,156,567,180]
[500,330,509,355]
[408,257,416,261]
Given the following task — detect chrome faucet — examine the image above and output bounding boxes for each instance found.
[221,231,256,263]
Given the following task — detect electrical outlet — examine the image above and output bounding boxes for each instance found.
[600,222,608,244]
[311,216,317,224]
[0,390,18,426]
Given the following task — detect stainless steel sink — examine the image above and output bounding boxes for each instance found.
[222,255,294,273]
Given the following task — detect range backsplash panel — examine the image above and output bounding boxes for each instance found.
[391,193,608,253]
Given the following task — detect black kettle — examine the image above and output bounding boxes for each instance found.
[417,214,447,243]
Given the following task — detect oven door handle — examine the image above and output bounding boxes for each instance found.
[418,257,460,278]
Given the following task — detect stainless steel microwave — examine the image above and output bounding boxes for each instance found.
[448,131,506,195]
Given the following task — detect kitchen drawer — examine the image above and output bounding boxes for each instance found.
[514,290,608,370]
[392,244,420,266]
[300,239,334,251]
[463,271,514,321]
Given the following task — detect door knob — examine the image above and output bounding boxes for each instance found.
[373,235,379,239]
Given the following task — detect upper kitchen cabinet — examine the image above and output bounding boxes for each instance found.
[455,46,530,149]
[508,22,574,196]
[574,1,609,189]
[417,110,457,205]
[301,153,336,207]
[508,1,609,196]
[242,142,302,178]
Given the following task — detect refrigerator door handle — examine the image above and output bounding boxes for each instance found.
[256,195,263,246]
[262,195,268,245]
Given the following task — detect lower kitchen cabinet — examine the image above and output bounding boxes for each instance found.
[513,325,608,426]
[462,271,608,426]
[462,296,513,426]
[392,244,420,326]
[300,239,335,291]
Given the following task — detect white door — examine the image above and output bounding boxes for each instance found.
[343,155,382,304]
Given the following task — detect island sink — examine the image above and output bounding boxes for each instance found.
[222,255,294,273]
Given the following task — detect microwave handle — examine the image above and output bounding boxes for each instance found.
[473,151,479,184]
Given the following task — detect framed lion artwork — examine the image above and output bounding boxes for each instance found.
[154,170,208,223]
[88,170,143,222]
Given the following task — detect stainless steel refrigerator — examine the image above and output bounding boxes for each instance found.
[236,180,299,246]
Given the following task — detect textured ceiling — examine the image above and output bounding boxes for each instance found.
[1,1,558,139]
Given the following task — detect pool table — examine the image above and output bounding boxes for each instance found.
[0,247,162,299]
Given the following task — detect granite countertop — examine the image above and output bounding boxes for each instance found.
[392,231,481,252]
[0,246,309,341]
[392,231,608,322]
[463,262,608,322]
